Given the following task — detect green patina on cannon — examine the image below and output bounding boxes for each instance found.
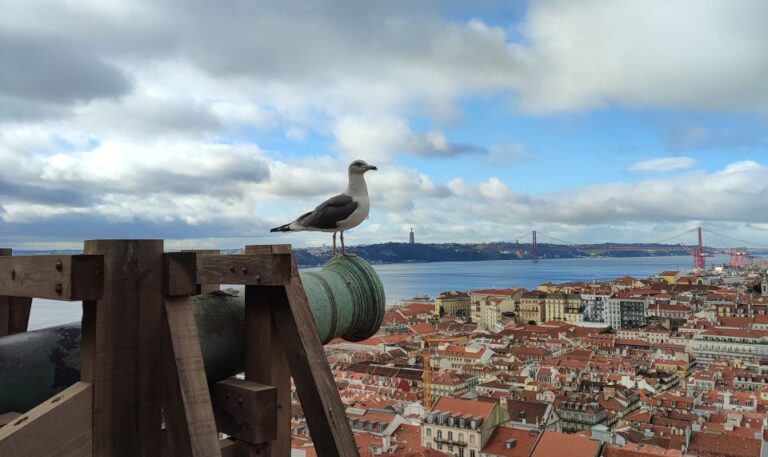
[0,256,385,413]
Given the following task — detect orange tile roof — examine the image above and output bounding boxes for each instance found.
[401,303,435,315]
[392,423,422,448]
[688,432,761,457]
[409,323,436,335]
[431,397,496,421]
[531,431,599,457]
[603,443,682,457]
[482,426,539,457]
[380,449,450,457]
[703,328,768,338]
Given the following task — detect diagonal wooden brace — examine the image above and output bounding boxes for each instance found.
[270,254,360,457]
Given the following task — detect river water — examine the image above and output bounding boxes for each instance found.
[27,255,731,330]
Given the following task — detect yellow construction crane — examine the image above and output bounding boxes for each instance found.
[422,335,468,410]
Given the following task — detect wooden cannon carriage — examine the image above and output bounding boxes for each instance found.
[0,240,372,457]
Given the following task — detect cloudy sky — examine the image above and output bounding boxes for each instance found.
[2,0,768,250]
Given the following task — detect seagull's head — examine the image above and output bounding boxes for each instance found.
[349,159,378,175]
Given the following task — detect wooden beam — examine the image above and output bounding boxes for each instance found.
[271,253,360,457]
[6,296,32,334]
[164,252,198,296]
[212,378,276,444]
[242,245,292,457]
[0,254,103,300]
[165,252,292,293]
[82,240,163,457]
[197,254,291,286]
[0,382,93,457]
[0,249,36,336]
[183,250,221,294]
[0,296,8,336]
[0,412,21,428]
[161,295,222,457]
[220,439,247,457]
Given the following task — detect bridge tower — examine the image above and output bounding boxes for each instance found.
[692,226,706,271]
[532,230,538,263]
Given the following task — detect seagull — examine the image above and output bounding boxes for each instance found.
[270,159,377,256]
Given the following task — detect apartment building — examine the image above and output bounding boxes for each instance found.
[437,291,472,317]
[544,293,582,323]
[422,397,508,457]
[691,328,768,368]
[606,294,646,329]
[519,291,546,325]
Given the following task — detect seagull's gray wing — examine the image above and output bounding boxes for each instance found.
[296,194,358,229]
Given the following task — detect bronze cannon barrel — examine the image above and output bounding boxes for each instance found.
[0,256,385,413]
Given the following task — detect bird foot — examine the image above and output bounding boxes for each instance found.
[342,252,357,257]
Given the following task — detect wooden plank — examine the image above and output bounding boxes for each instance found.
[0,296,8,336]
[0,249,32,336]
[165,252,198,296]
[7,296,32,334]
[271,254,360,457]
[183,250,221,294]
[244,245,291,255]
[162,295,222,457]
[242,244,292,457]
[0,412,21,428]
[82,240,163,457]
[0,254,103,300]
[212,378,276,444]
[197,254,291,286]
[220,439,247,457]
[0,382,93,457]
[80,299,97,382]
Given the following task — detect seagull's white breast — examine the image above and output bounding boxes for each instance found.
[337,195,369,231]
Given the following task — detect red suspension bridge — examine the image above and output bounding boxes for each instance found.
[511,226,768,271]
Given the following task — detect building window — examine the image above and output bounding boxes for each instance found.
[448,431,453,441]
[470,434,475,444]
[437,430,442,439]
[426,428,431,437]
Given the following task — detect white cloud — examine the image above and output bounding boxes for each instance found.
[478,177,512,200]
[514,0,768,113]
[333,116,487,162]
[2,0,768,248]
[630,156,697,172]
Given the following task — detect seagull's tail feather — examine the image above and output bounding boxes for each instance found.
[270,221,305,232]
[270,223,293,232]
[272,210,314,232]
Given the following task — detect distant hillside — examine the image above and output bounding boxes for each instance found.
[294,241,694,266]
[10,242,696,268]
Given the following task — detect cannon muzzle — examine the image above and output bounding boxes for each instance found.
[0,256,385,413]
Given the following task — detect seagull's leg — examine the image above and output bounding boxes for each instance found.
[341,230,356,257]
[332,232,337,256]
